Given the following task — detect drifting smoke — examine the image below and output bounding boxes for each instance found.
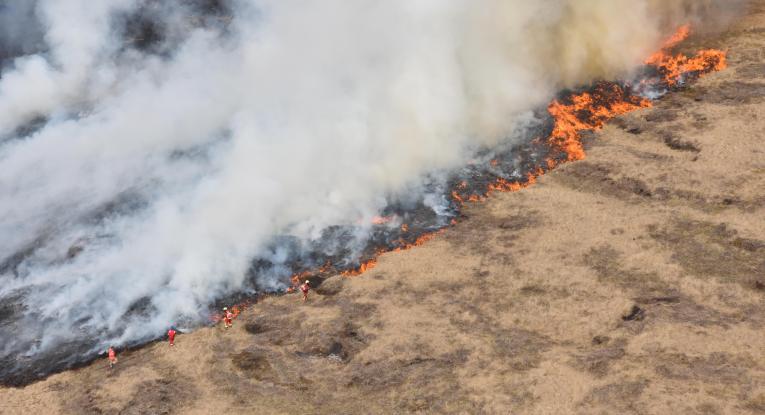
[0,0,743,381]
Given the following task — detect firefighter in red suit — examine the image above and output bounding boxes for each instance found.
[300,280,310,302]
[168,327,176,346]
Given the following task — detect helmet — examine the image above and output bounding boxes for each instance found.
[223,307,228,311]
[305,280,310,284]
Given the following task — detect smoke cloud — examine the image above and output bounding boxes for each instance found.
[0,0,742,373]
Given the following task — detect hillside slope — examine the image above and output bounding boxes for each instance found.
[2,3,765,414]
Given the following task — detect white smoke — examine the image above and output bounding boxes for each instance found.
[0,0,739,363]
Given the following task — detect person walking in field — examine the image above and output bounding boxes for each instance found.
[300,280,310,302]
[223,307,233,329]
[167,327,177,346]
[108,346,118,369]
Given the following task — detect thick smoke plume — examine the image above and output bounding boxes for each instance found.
[0,0,742,380]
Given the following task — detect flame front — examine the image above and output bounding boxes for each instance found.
[341,259,378,276]
[645,25,727,86]
[209,301,251,323]
[217,25,728,314]
[547,83,652,162]
[646,49,727,86]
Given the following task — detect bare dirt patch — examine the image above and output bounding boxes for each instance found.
[648,219,765,286]
[231,348,278,382]
[581,380,648,413]
[557,162,656,202]
[119,375,197,415]
[572,338,627,377]
[695,81,765,105]
[653,352,751,385]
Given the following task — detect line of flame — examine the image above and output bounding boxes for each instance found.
[217,25,727,318]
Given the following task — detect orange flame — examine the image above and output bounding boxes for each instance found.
[213,25,727,303]
[290,270,309,288]
[342,228,446,277]
[392,229,444,252]
[342,259,378,276]
[644,24,691,66]
[287,261,331,291]
[663,24,691,49]
[547,83,652,162]
[645,25,727,86]
[451,190,465,205]
[447,25,725,207]
[646,49,727,86]
[485,168,545,196]
[210,301,251,323]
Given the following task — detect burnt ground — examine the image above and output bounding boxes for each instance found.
[3,3,765,415]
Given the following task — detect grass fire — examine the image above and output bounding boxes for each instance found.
[1,2,761,413]
[224,25,729,326]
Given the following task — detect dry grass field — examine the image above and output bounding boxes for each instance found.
[2,2,764,414]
